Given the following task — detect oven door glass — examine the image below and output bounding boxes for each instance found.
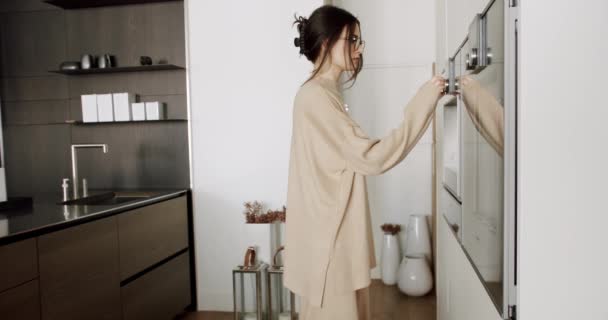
[459,0,505,313]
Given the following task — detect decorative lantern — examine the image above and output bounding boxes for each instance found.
[233,247,268,320]
[267,247,297,320]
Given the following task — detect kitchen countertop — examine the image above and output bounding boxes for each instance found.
[0,189,189,245]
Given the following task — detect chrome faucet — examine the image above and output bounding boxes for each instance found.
[71,144,108,199]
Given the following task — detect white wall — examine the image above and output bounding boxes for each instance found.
[333,0,437,277]
[518,1,608,319]
[186,0,323,311]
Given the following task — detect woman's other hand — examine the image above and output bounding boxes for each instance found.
[430,75,446,96]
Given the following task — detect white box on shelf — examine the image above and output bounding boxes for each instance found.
[81,94,98,123]
[145,102,166,120]
[112,93,136,122]
[97,94,114,122]
[132,102,146,121]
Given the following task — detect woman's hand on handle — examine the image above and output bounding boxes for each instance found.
[430,75,447,97]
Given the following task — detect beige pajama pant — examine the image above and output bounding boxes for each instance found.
[300,286,371,320]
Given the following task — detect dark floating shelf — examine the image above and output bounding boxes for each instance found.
[49,64,184,75]
[66,119,187,125]
[44,0,182,9]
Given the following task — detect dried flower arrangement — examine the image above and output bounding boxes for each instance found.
[243,201,286,224]
[380,223,401,235]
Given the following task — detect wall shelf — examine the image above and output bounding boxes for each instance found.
[49,64,184,75]
[44,0,182,9]
[66,119,187,125]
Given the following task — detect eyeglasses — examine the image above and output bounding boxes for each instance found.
[343,36,365,50]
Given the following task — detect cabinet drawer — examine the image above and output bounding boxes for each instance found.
[0,280,40,320]
[121,251,191,320]
[38,217,121,320]
[118,196,188,280]
[0,238,38,292]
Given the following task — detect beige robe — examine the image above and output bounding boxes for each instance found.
[284,77,441,312]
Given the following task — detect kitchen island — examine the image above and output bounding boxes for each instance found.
[0,189,195,320]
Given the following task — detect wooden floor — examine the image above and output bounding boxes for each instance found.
[179,280,436,320]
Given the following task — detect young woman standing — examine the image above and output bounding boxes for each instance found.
[284,5,446,319]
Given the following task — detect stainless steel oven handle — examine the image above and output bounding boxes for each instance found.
[466,48,479,70]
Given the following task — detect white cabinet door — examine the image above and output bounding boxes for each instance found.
[437,217,503,320]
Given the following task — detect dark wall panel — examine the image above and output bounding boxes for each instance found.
[0,10,67,77]
[4,100,70,125]
[0,1,189,196]
[70,122,189,189]
[0,0,56,13]
[3,124,71,196]
[65,2,185,68]
[1,76,68,102]
[67,69,186,98]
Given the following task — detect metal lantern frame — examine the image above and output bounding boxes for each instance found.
[233,263,268,320]
[267,266,297,320]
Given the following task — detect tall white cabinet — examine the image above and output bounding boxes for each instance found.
[436,1,608,320]
[516,1,608,319]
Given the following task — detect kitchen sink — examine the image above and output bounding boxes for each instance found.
[58,192,151,206]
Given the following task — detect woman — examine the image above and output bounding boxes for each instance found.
[284,5,445,319]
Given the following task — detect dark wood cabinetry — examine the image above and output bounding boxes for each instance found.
[118,196,188,280]
[38,217,122,320]
[122,251,191,320]
[0,280,40,320]
[0,239,40,320]
[0,238,38,292]
[0,194,192,320]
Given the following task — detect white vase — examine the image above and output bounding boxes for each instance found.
[404,215,432,262]
[270,222,285,266]
[397,255,433,296]
[381,233,400,285]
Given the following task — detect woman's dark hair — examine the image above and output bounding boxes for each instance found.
[293,5,363,85]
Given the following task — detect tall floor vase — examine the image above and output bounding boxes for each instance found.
[397,255,433,296]
[404,215,432,262]
[381,233,400,285]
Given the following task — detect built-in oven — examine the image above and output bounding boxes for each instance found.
[441,0,518,318]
